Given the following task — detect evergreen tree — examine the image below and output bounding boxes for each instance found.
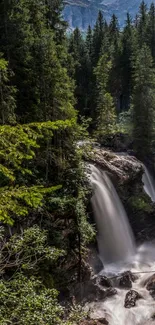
[46,0,67,43]
[120,13,135,111]
[86,25,93,59]
[146,3,155,60]
[94,54,116,135]
[137,0,148,47]
[108,14,121,111]
[132,45,155,158]
[92,11,106,65]
[109,14,120,51]
[0,0,75,122]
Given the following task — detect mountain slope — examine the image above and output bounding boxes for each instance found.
[63,0,154,30]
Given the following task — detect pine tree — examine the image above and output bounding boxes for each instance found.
[108,14,121,111]
[120,13,135,111]
[109,14,120,52]
[86,25,93,59]
[94,54,116,136]
[69,28,93,117]
[0,0,75,122]
[137,0,148,47]
[92,11,106,65]
[46,0,67,43]
[132,45,155,158]
[146,3,155,60]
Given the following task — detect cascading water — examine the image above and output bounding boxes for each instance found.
[142,165,155,202]
[88,164,155,325]
[90,164,135,264]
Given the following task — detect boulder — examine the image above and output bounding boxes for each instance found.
[89,148,143,184]
[105,288,117,298]
[72,275,117,302]
[98,276,112,288]
[72,277,105,302]
[149,290,155,300]
[146,274,155,291]
[124,290,142,308]
[119,271,136,289]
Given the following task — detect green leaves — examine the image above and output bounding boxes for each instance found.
[0,57,16,125]
[0,275,63,325]
[0,119,76,182]
[0,119,79,224]
[0,226,64,274]
[0,185,61,225]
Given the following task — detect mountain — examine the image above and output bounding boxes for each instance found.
[63,0,154,30]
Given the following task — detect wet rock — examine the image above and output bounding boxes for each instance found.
[80,319,108,325]
[90,148,143,183]
[124,290,142,308]
[119,271,134,289]
[97,287,117,300]
[72,278,105,302]
[149,290,155,299]
[98,276,112,288]
[146,274,155,291]
[105,288,117,297]
[72,275,117,302]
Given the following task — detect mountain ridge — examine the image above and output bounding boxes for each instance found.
[63,0,155,30]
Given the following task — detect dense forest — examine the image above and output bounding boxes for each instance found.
[1,0,155,324]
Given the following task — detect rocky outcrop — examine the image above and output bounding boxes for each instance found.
[145,274,155,299]
[87,147,155,241]
[90,148,143,184]
[124,290,142,308]
[146,274,155,291]
[98,276,112,288]
[119,271,137,289]
[72,275,117,302]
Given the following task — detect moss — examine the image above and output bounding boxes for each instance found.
[128,195,154,213]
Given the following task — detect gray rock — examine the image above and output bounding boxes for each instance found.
[146,274,155,291]
[119,271,136,289]
[98,276,112,288]
[124,290,142,308]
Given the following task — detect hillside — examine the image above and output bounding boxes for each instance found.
[63,0,154,29]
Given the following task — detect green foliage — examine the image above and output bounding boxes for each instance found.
[0,118,76,182]
[128,195,153,213]
[0,56,16,125]
[94,54,116,135]
[0,275,63,325]
[117,109,133,134]
[75,191,95,246]
[0,226,64,275]
[0,185,61,225]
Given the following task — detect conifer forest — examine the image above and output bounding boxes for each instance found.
[1,1,155,324]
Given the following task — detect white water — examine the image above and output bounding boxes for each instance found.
[90,165,135,264]
[89,165,155,325]
[142,166,155,202]
[88,244,155,325]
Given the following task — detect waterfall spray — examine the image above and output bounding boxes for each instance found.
[90,165,135,264]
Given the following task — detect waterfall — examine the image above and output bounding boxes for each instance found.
[87,163,155,325]
[142,166,155,202]
[90,165,135,265]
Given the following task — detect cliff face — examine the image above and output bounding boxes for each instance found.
[63,0,154,30]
